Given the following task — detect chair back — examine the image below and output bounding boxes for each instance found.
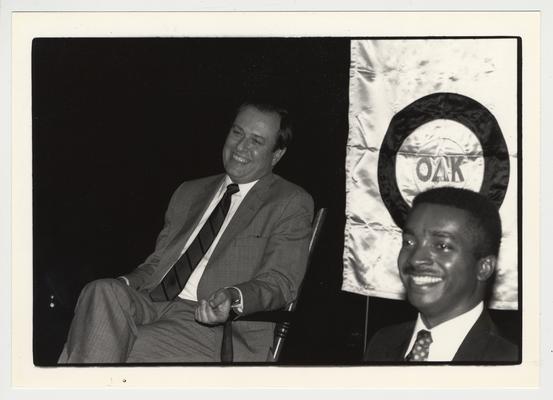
[267,207,327,361]
[221,207,328,363]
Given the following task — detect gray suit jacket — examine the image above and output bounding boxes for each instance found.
[124,173,314,361]
[364,310,519,363]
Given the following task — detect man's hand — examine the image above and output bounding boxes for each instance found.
[194,288,232,325]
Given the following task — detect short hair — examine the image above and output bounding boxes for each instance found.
[411,187,502,259]
[237,101,293,151]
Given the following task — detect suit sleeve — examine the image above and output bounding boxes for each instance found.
[235,188,314,315]
[122,184,183,290]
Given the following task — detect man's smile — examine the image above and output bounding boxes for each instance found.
[408,274,444,287]
[231,153,250,164]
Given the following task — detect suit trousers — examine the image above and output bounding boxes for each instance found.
[58,278,220,363]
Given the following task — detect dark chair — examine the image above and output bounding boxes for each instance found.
[221,207,328,362]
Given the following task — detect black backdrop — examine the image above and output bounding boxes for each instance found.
[32,38,520,365]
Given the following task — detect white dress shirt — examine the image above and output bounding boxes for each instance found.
[405,302,484,361]
[178,176,258,301]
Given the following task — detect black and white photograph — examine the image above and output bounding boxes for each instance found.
[5,8,544,394]
[31,36,521,366]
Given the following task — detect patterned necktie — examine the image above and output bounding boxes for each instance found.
[405,329,433,361]
[149,183,240,302]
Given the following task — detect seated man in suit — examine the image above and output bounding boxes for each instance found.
[58,100,314,363]
[364,187,518,362]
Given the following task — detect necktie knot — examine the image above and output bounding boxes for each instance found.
[406,329,433,362]
[416,329,432,343]
[226,183,240,196]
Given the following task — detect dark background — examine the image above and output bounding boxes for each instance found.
[32,38,521,365]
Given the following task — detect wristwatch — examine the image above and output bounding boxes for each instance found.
[226,287,241,307]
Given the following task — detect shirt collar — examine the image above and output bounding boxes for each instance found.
[223,175,259,198]
[413,301,484,345]
[410,301,484,360]
[416,301,483,333]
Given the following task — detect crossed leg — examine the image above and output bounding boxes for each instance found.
[58,278,218,363]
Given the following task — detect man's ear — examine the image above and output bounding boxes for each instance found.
[271,147,286,166]
[476,256,497,282]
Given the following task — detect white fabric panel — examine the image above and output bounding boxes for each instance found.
[343,39,518,310]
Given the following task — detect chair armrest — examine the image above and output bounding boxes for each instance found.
[236,309,294,324]
[220,308,295,362]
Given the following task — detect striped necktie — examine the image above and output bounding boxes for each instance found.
[149,183,240,302]
[405,329,433,361]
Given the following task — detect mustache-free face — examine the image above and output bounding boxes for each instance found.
[222,106,285,184]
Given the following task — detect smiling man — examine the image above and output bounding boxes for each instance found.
[58,100,313,363]
[364,187,518,363]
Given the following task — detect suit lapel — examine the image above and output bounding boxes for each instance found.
[453,310,495,361]
[207,173,275,266]
[366,321,414,361]
[158,175,225,270]
[390,322,414,361]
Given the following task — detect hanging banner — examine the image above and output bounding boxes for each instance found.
[343,39,519,310]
